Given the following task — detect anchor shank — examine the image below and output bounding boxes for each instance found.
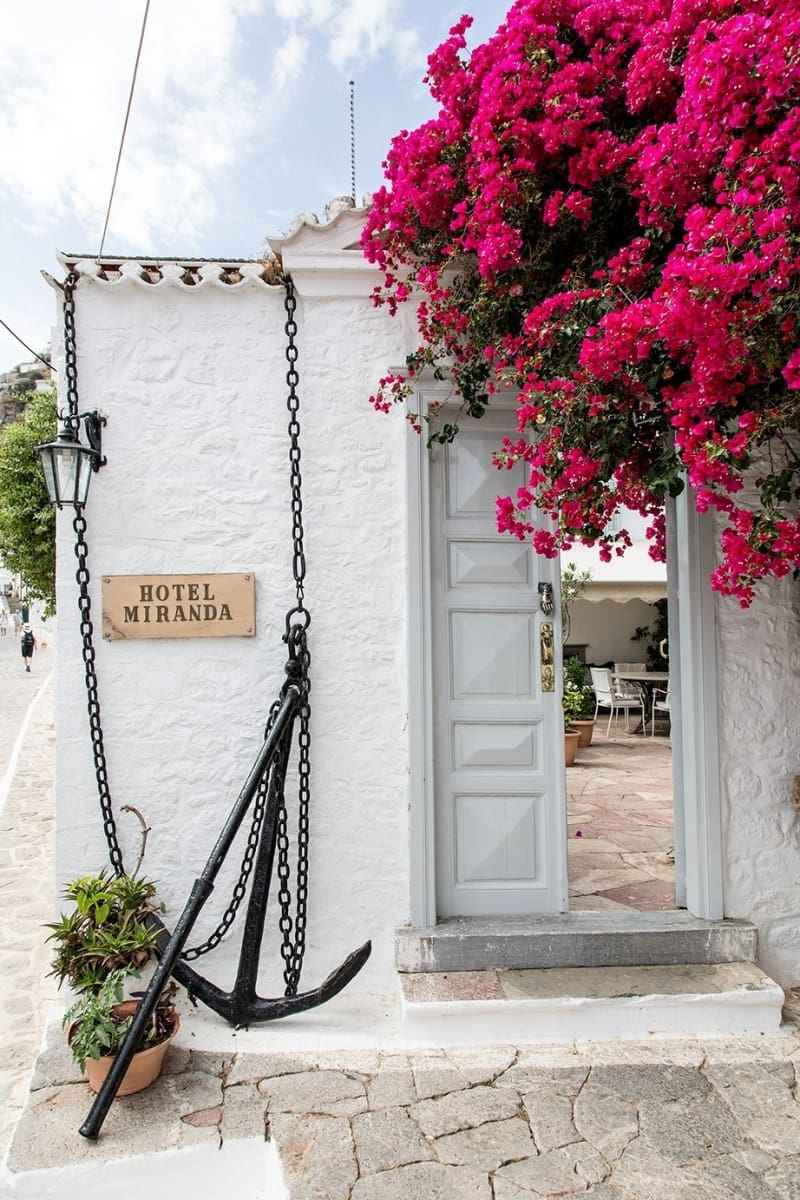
[80,685,300,1140]
[200,686,300,880]
[79,875,213,1140]
[229,739,290,1020]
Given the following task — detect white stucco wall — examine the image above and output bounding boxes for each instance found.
[50,212,800,1007]
[53,232,417,1002]
[716,563,800,985]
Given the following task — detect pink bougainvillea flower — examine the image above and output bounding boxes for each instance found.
[362,0,800,606]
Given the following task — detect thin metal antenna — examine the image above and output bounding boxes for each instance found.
[349,79,356,205]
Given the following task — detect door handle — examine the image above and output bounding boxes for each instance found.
[538,581,554,614]
[540,620,555,692]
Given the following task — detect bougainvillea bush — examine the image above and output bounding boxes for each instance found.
[362,0,800,606]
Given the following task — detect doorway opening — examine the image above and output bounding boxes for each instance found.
[408,387,721,931]
[563,565,676,914]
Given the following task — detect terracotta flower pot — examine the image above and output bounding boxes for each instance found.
[564,730,580,766]
[570,719,595,748]
[84,1018,179,1095]
[72,1005,180,1096]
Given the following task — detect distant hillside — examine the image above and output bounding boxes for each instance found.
[0,353,53,426]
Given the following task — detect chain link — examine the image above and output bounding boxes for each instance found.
[62,272,125,877]
[278,278,312,995]
[73,513,125,875]
[63,272,81,432]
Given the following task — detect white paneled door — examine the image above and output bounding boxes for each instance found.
[430,410,568,916]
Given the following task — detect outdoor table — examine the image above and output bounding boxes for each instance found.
[613,670,669,734]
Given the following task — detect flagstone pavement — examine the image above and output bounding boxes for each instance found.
[2,633,800,1199]
[568,727,676,912]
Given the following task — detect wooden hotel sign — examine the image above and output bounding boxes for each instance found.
[102,573,255,640]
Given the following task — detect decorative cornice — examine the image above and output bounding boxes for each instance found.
[54,253,282,291]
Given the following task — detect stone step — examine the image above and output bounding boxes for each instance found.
[400,962,785,1044]
[396,912,758,973]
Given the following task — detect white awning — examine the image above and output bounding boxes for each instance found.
[582,581,667,604]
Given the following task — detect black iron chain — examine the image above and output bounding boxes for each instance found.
[277,625,311,995]
[63,272,126,877]
[277,278,312,996]
[74,514,125,875]
[62,272,81,434]
[283,279,309,637]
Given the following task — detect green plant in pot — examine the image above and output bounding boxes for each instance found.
[563,700,582,763]
[563,657,596,746]
[46,871,180,1095]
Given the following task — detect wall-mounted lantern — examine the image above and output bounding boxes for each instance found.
[38,412,106,508]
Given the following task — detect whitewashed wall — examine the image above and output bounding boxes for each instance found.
[53,223,417,1001]
[51,211,800,1005]
[716,555,800,985]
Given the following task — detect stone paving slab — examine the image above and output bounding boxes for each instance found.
[3,618,800,1197]
[0,665,56,1164]
[7,1032,800,1198]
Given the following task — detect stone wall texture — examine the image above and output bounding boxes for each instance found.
[715,516,800,985]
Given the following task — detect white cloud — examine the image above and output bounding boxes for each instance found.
[268,0,425,75]
[272,31,311,89]
[0,0,269,252]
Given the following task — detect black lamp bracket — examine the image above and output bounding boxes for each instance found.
[56,407,107,470]
[82,411,107,470]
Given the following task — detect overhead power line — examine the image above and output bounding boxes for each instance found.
[0,319,52,371]
[97,0,151,261]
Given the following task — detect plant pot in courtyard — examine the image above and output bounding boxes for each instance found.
[73,1003,180,1095]
[564,730,580,767]
[570,719,595,748]
[76,1003,179,1099]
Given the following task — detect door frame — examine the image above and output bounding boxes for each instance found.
[406,389,724,927]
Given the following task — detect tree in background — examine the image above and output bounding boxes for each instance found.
[363,0,800,607]
[0,387,56,614]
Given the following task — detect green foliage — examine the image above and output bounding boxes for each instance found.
[47,871,176,1072]
[63,968,131,1071]
[632,598,669,670]
[560,561,593,644]
[0,388,56,614]
[46,871,163,996]
[562,656,596,724]
[63,969,177,1072]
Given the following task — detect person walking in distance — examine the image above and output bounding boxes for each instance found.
[20,623,35,672]
[0,609,7,637]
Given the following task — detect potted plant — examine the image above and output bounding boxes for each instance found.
[563,657,596,747]
[562,702,581,767]
[46,871,180,1095]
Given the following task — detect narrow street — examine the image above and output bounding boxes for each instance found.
[0,625,57,1160]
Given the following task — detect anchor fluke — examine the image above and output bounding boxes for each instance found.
[171,939,373,1025]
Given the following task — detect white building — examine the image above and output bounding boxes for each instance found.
[47,205,800,1048]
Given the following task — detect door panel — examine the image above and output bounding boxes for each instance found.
[450,610,535,698]
[431,409,567,916]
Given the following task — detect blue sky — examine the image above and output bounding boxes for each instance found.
[0,0,511,375]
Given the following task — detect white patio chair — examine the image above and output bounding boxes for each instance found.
[650,684,671,735]
[589,667,646,735]
[613,661,647,700]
